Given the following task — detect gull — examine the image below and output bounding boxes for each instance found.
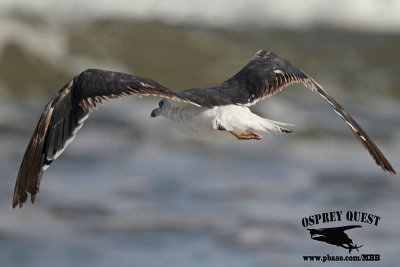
[12,50,396,208]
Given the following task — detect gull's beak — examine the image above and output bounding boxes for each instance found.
[150,108,161,118]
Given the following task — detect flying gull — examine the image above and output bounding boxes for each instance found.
[12,50,396,208]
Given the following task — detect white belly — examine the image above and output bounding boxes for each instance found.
[163,103,290,139]
[165,105,233,139]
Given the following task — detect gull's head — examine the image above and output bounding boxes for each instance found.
[150,98,170,118]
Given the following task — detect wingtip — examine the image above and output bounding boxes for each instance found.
[12,196,22,209]
[12,192,34,208]
[377,154,396,175]
[31,194,37,204]
[385,166,396,176]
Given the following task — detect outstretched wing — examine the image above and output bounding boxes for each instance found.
[13,69,194,208]
[179,50,395,175]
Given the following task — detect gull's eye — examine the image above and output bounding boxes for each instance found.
[159,100,164,108]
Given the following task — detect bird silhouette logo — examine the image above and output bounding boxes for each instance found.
[307,225,363,253]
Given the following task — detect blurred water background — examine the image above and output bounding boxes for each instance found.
[0,1,399,266]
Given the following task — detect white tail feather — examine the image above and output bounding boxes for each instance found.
[258,117,294,133]
[213,105,293,133]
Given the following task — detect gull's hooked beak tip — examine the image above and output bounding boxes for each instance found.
[150,108,161,118]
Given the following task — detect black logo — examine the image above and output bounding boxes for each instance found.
[307,225,363,253]
[301,210,382,262]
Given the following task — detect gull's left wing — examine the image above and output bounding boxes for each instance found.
[13,69,194,208]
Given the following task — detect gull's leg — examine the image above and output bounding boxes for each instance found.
[215,122,261,140]
[229,130,262,140]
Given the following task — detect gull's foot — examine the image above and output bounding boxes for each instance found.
[230,130,262,140]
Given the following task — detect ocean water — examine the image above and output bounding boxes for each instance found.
[0,4,400,267]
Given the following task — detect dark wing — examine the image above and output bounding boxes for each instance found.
[13,69,194,208]
[179,50,396,175]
